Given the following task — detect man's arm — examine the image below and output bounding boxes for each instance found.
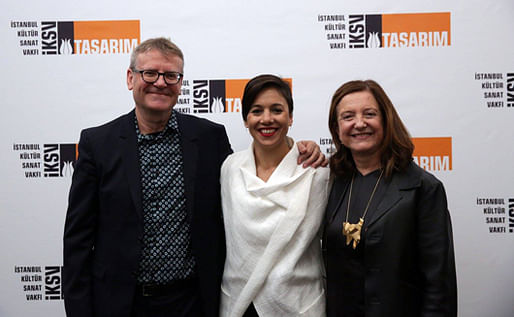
[63,130,98,317]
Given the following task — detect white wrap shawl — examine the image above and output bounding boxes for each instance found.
[220,144,329,317]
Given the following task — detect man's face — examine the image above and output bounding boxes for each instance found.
[127,49,183,116]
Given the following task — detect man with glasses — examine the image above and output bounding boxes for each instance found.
[63,37,324,317]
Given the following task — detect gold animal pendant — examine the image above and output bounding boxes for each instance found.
[342,218,364,249]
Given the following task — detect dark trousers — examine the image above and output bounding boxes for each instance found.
[131,279,204,317]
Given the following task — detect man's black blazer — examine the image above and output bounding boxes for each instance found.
[63,109,232,317]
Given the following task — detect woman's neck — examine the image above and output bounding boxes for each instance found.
[253,139,291,182]
[353,153,381,176]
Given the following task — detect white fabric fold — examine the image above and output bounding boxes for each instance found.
[220,143,329,317]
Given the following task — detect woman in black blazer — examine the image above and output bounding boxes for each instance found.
[322,80,457,317]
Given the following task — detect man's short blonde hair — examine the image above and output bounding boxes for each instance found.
[129,37,184,69]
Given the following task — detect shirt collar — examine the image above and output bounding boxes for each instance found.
[135,110,180,143]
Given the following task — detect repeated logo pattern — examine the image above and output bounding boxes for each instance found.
[10,20,140,56]
[318,12,451,50]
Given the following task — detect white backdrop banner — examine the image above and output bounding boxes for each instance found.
[1,0,513,316]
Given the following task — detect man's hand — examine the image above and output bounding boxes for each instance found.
[297,140,328,168]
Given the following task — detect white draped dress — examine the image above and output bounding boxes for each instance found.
[220,144,329,317]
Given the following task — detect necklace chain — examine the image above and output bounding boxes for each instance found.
[342,169,383,249]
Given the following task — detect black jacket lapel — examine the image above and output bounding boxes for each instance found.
[176,113,198,223]
[119,110,143,221]
[366,164,422,228]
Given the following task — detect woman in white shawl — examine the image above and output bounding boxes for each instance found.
[220,74,329,317]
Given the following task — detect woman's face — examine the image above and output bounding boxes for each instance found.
[336,90,384,160]
[245,87,292,152]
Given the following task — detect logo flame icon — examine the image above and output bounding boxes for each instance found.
[61,161,74,177]
[59,38,73,55]
[367,32,381,48]
[211,97,225,113]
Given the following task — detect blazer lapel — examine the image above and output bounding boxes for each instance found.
[366,180,402,228]
[119,110,143,221]
[176,113,198,223]
[366,166,422,228]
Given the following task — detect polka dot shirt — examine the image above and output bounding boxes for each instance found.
[135,111,195,284]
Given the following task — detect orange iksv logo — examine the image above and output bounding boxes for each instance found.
[412,137,452,171]
[349,12,450,48]
[39,20,140,55]
[192,78,292,113]
[320,12,451,49]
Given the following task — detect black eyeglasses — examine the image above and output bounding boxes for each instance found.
[133,69,183,85]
